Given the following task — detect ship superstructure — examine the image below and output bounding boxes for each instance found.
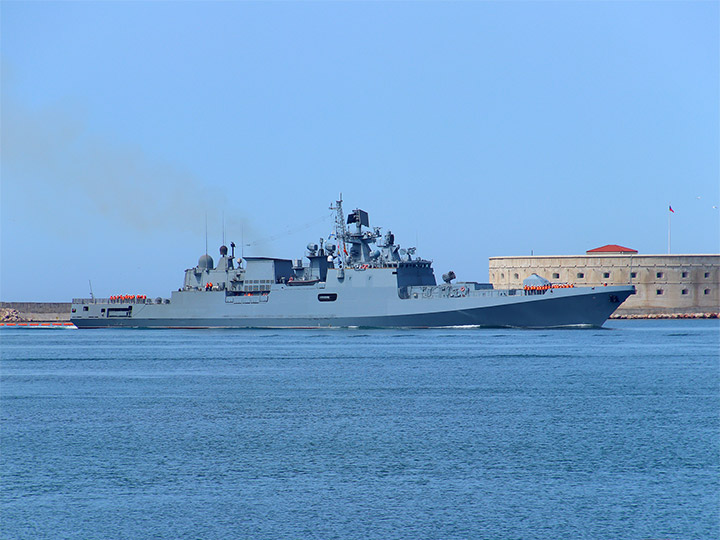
[71,198,634,328]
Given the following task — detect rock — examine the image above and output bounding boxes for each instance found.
[1,309,24,322]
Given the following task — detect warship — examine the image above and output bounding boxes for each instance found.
[71,198,635,328]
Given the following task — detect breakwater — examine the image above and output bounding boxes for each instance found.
[1,302,71,322]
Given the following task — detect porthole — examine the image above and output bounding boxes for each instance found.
[681,289,688,295]
[577,272,584,279]
[552,273,559,279]
[656,272,664,278]
[603,272,610,279]
[656,289,663,295]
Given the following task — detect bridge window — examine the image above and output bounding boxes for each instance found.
[513,273,519,279]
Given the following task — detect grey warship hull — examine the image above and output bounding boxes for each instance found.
[72,277,634,329]
[71,200,634,329]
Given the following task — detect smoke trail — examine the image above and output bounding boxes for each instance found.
[1,95,256,238]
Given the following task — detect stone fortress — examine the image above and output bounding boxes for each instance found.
[489,245,719,317]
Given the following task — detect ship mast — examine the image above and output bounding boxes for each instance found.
[330,195,347,277]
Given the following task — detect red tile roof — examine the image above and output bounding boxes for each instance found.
[586,244,638,254]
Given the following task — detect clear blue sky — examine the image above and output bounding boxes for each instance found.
[2,1,718,302]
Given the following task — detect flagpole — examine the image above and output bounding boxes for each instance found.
[667,205,671,254]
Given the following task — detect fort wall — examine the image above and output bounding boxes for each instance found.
[489,254,719,316]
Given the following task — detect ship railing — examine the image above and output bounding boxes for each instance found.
[405,285,511,299]
[72,297,162,305]
[522,288,548,296]
[401,285,559,300]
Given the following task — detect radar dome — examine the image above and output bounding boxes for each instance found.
[219,245,228,256]
[198,254,214,270]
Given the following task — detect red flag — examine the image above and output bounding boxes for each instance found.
[669,205,674,213]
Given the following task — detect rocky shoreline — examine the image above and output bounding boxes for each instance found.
[610,312,718,320]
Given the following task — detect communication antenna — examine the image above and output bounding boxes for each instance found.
[205,212,208,256]
[222,211,226,247]
[88,280,95,300]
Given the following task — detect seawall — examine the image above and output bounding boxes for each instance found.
[1,302,72,322]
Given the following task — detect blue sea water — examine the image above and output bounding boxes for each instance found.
[1,320,718,540]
